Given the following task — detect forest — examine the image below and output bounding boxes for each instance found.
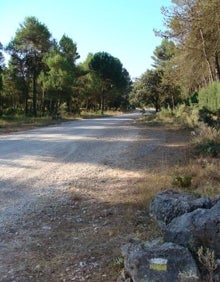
[0,0,219,122]
[0,17,131,118]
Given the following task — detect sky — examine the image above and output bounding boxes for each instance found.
[0,0,172,79]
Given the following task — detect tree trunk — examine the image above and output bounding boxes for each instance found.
[33,71,37,117]
[199,28,215,83]
[25,95,28,116]
[100,91,104,115]
[215,53,220,80]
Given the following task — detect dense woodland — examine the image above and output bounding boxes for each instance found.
[0,17,131,117]
[0,0,219,119]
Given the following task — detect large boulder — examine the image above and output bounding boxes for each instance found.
[121,239,199,282]
[164,199,220,257]
[149,190,212,228]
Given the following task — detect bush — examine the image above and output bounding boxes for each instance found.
[172,175,192,188]
[198,82,220,112]
[157,104,200,128]
[192,123,220,157]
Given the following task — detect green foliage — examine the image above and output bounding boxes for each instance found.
[2,18,131,118]
[113,256,124,270]
[198,82,220,112]
[185,92,199,106]
[198,107,220,128]
[59,34,80,63]
[157,104,200,128]
[89,52,131,113]
[89,52,129,89]
[130,69,163,112]
[6,16,52,116]
[159,0,220,91]
[172,175,192,188]
[151,39,176,69]
[130,39,182,111]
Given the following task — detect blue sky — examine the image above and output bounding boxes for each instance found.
[0,0,172,79]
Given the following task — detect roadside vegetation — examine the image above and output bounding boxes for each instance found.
[129,0,220,201]
[138,108,219,198]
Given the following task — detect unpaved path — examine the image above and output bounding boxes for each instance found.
[0,113,189,281]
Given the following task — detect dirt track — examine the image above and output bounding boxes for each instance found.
[0,113,189,281]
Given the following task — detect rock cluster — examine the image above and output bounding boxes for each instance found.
[120,190,220,282]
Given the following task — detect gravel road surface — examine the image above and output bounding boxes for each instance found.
[0,113,143,227]
[0,112,166,281]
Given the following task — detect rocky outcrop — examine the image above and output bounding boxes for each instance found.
[164,198,220,257]
[149,190,212,228]
[120,190,220,282]
[121,239,199,282]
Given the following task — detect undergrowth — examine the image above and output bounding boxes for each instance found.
[139,107,220,198]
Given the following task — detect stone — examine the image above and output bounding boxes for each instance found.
[121,239,199,282]
[149,189,212,228]
[164,199,220,257]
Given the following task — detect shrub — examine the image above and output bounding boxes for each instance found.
[192,123,220,157]
[197,246,217,282]
[172,175,192,188]
[198,82,220,112]
[157,104,200,128]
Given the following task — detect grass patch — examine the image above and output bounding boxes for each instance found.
[192,123,220,157]
[79,109,123,119]
[0,115,68,134]
[0,110,123,134]
[136,114,219,202]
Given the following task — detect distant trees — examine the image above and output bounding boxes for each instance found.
[0,17,131,117]
[89,52,131,113]
[0,42,4,112]
[39,35,80,116]
[6,17,52,116]
[129,70,162,112]
[130,39,181,111]
[0,42,4,97]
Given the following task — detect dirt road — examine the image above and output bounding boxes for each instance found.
[0,112,182,281]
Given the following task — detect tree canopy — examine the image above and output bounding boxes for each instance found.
[1,17,131,116]
[131,0,220,111]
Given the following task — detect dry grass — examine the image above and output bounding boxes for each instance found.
[0,110,122,134]
[0,116,66,134]
[134,154,220,201]
[139,114,220,197]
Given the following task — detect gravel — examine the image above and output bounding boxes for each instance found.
[0,112,167,281]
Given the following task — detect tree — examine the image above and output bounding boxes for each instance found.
[3,49,31,114]
[7,16,51,116]
[59,34,80,64]
[89,52,130,113]
[0,42,4,111]
[152,39,182,109]
[76,53,102,111]
[39,35,80,116]
[151,39,176,69]
[59,35,80,112]
[158,0,220,91]
[130,69,163,112]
